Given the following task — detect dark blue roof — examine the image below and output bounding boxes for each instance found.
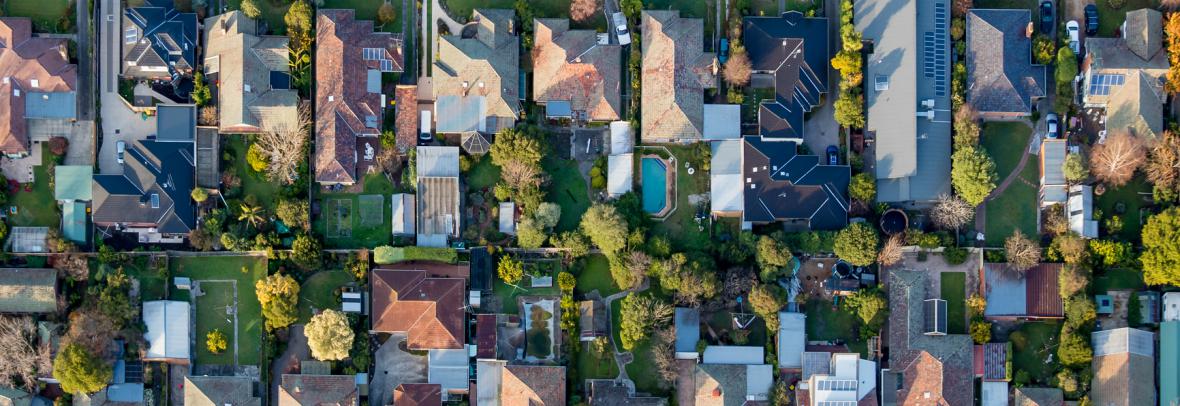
[744,12,829,139]
[126,0,197,79]
[743,137,850,230]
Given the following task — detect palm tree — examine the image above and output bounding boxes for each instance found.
[238,203,265,229]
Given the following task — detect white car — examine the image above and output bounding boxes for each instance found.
[1066,20,1080,54]
[116,140,125,164]
[612,12,631,45]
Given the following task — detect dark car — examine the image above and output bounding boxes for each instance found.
[1040,1,1054,33]
[826,145,839,165]
[1085,4,1099,35]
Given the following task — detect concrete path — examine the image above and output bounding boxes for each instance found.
[269,325,309,404]
[973,121,1038,238]
[599,278,651,395]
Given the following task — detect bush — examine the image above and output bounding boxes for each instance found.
[943,247,969,265]
[1009,330,1028,350]
[970,320,992,344]
[207,329,228,354]
[246,143,269,173]
[373,246,459,264]
[833,223,880,266]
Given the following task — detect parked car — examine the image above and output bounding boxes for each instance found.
[719,38,729,64]
[1085,4,1099,35]
[612,12,631,46]
[826,145,839,165]
[116,140,125,164]
[1039,1,1054,33]
[420,110,433,142]
[1046,113,1060,139]
[1066,20,1080,54]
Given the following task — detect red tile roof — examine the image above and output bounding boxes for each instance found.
[476,314,496,359]
[1026,263,1064,317]
[393,384,441,406]
[370,269,464,349]
[0,18,77,155]
[394,85,418,155]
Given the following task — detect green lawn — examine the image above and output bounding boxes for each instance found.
[648,145,713,252]
[1096,0,1160,36]
[223,0,290,33]
[298,270,357,322]
[444,0,569,22]
[1095,175,1152,243]
[608,298,667,396]
[224,136,283,211]
[7,154,60,227]
[973,0,1037,14]
[574,254,619,297]
[805,299,867,356]
[493,278,560,315]
[1009,321,1061,385]
[981,122,1032,180]
[4,0,72,32]
[315,173,396,248]
[123,256,167,301]
[940,272,967,334]
[575,345,619,380]
[543,157,590,233]
[467,154,501,191]
[1094,268,1145,292]
[985,163,1039,246]
[170,255,267,367]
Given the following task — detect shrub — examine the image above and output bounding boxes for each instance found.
[970,320,991,344]
[373,246,459,264]
[246,143,269,172]
[206,329,228,354]
[943,247,969,265]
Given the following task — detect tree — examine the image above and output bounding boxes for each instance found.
[1059,264,1091,299]
[1050,232,1088,265]
[246,142,269,173]
[849,173,876,203]
[755,235,793,281]
[619,0,641,19]
[1063,153,1088,184]
[533,202,561,229]
[970,320,992,344]
[377,1,396,25]
[618,295,672,351]
[239,0,261,19]
[1142,207,1180,286]
[1057,325,1092,368]
[206,329,228,354]
[1089,132,1146,187]
[831,50,863,87]
[833,93,865,128]
[199,106,218,126]
[1056,47,1078,86]
[0,316,50,391]
[305,309,354,361]
[1004,230,1040,272]
[557,271,576,293]
[53,344,111,395]
[833,222,879,266]
[931,194,974,229]
[580,203,628,255]
[877,234,904,266]
[276,199,310,231]
[255,104,311,184]
[953,104,981,149]
[1064,295,1097,327]
[290,234,322,270]
[570,0,598,22]
[285,1,314,37]
[1033,35,1054,64]
[256,273,299,330]
[723,49,752,87]
[748,284,787,330]
[843,288,888,333]
[553,231,591,260]
[237,203,265,229]
[190,187,209,204]
[1165,13,1180,93]
[515,217,547,249]
[951,146,998,205]
[1088,239,1133,267]
[191,72,211,106]
[497,255,524,285]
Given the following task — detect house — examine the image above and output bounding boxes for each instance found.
[743,11,828,140]
[370,267,464,349]
[142,300,190,363]
[778,312,806,370]
[204,11,300,134]
[92,105,197,243]
[0,268,57,313]
[983,263,1065,320]
[532,19,621,121]
[55,165,92,244]
[607,121,634,198]
[578,300,607,341]
[415,146,460,247]
[0,18,77,158]
[278,374,359,406]
[857,0,953,203]
[690,363,774,405]
[1039,139,1068,207]
[433,9,519,134]
[183,376,260,406]
[314,9,404,185]
[710,139,743,216]
[882,269,974,406]
[393,384,441,406]
[0,387,49,406]
[1162,321,1180,406]
[391,193,416,236]
[475,360,565,405]
[585,380,667,405]
[1091,327,1155,406]
[1013,387,1064,406]
[122,0,197,81]
[965,9,1047,119]
[1068,185,1098,238]
[639,10,717,143]
[674,307,700,359]
[426,349,469,399]
[1082,8,1169,140]
[394,85,418,154]
[741,137,850,230]
[796,352,877,406]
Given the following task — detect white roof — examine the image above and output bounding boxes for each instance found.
[391,193,416,235]
[702,346,765,365]
[981,381,1009,406]
[143,300,190,360]
[809,353,877,403]
[777,312,806,369]
[1092,327,1154,357]
[703,104,741,140]
[710,140,743,213]
[1164,292,1180,322]
[609,121,634,154]
[498,202,516,234]
[1068,185,1099,238]
[745,364,773,401]
[607,153,634,198]
[428,349,469,394]
[417,146,460,178]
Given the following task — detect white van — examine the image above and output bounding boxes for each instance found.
[420,110,432,141]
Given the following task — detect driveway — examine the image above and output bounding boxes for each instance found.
[370,335,428,406]
[269,325,309,404]
[804,100,840,155]
[98,0,156,174]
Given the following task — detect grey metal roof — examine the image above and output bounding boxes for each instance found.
[857,0,953,202]
[435,95,486,133]
[24,92,76,119]
[966,10,1047,115]
[742,137,849,230]
[674,307,700,354]
[156,104,195,142]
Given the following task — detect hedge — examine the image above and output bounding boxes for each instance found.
[373,246,458,264]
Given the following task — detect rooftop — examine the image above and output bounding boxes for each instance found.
[743,12,828,139]
[183,376,260,406]
[278,374,358,406]
[370,268,465,349]
[742,137,850,229]
[1092,328,1155,406]
[204,11,300,134]
[965,9,1047,116]
[0,18,77,156]
[532,19,622,122]
[475,360,565,406]
[433,9,520,133]
[886,269,974,406]
[122,0,197,79]
[92,138,197,235]
[640,10,717,142]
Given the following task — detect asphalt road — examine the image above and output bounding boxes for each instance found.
[76,0,94,121]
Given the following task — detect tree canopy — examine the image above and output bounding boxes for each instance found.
[497,255,525,285]
[53,344,112,395]
[255,273,299,331]
[1143,207,1180,286]
[306,309,354,361]
[951,146,998,206]
[580,203,629,255]
[849,172,876,203]
[833,222,879,266]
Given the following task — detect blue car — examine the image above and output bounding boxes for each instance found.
[826,145,839,165]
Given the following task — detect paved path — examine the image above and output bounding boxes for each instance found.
[599,279,650,395]
[76,0,94,121]
[973,121,1037,238]
[269,325,308,404]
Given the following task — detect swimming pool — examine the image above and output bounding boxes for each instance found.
[641,157,667,214]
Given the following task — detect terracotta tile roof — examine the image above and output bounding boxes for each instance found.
[640,10,716,142]
[393,384,441,406]
[278,375,358,406]
[886,269,974,406]
[394,85,418,154]
[0,18,77,155]
[184,376,260,406]
[586,379,667,405]
[475,361,565,406]
[314,9,404,184]
[432,9,520,133]
[204,11,299,134]
[370,269,464,349]
[1014,387,1063,406]
[475,314,497,359]
[1026,263,1064,317]
[532,19,621,122]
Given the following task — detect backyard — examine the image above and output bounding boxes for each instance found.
[985,162,1038,246]
[646,145,712,252]
[804,298,867,356]
[1095,0,1159,36]
[6,156,59,228]
[610,298,667,397]
[1009,321,1061,385]
[223,136,283,212]
[118,256,168,301]
[543,157,590,233]
[1094,268,1145,292]
[444,0,568,22]
[315,173,396,248]
[224,0,290,33]
[170,255,267,367]
[492,259,563,314]
[575,343,619,380]
[574,254,619,297]
[940,272,967,335]
[1095,175,1152,242]
[749,0,821,15]
[298,270,357,322]
[3,0,73,33]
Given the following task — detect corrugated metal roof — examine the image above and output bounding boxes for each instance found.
[143,300,190,360]
[1161,322,1180,405]
[778,312,806,369]
[0,268,56,313]
[607,153,633,198]
[62,201,87,244]
[702,346,764,365]
[54,165,92,201]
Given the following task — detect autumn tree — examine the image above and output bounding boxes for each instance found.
[1165,13,1180,93]
[931,194,974,230]
[1089,132,1146,187]
[239,0,261,19]
[190,187,209,203]
[1004,230,1040,272]
[306,309,354,361]
[1147,131,1180,200]
[256,104,311,184]
[1050,232,1088,265]
[953,104,981,149]
[877,234,904,266]
[285,1,314,50]
[53,344,111,395]
[723,47,752,87]
[0,316,51,391]
[497,255,525,286]
[951,146,998,205]
[1058,265,1091,299]
[207,329,228,354]
[256,273,299,330]
[377,1,396,26]
[570,0,599,23]
[1142,207,1180,286]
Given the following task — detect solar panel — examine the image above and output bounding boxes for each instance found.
[1088,74,1125,96]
